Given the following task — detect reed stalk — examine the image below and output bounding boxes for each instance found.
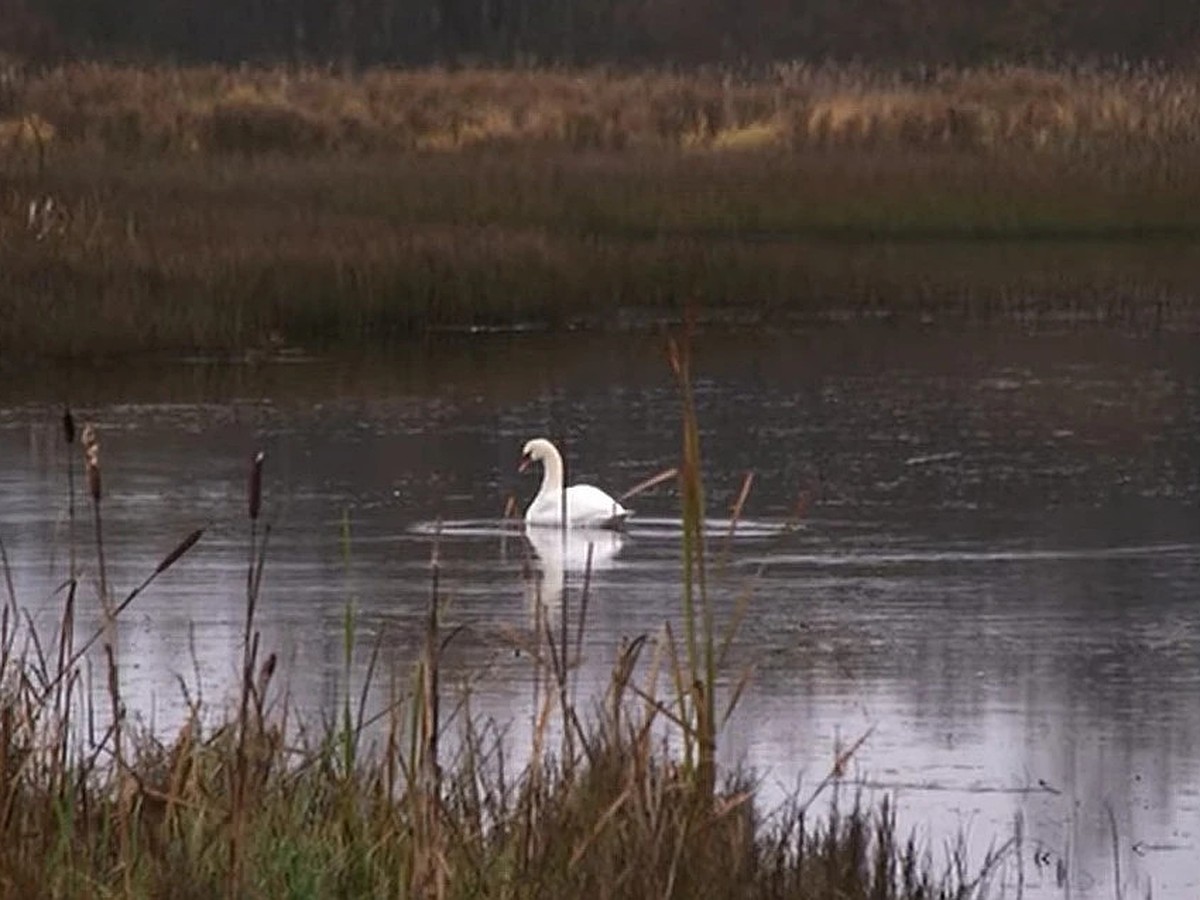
[63,407,76,583]
[667,313,716,799]
[80,425,107,611]
[409,535,445,898]
[230,448,265,895]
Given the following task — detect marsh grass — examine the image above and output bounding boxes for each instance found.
[9,62,1200,158]
[1,150,1194,360]
[1,63,1199,358]
[0,327,1005,898]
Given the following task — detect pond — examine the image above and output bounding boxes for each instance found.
[1,323,1197,898]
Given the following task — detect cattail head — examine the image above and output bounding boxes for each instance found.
[155,527,205,575]
[81,423,101,502]
[259,651,277,685]
[62,407,75,445]
[248,450,264,521]
[666,336,682,377]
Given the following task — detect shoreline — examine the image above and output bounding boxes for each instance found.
[3,64,1200,359]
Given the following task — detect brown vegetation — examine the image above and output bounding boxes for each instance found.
[1,64,1198,359]
[5,63,1200,157]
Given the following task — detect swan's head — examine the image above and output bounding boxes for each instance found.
[518,438,557,473]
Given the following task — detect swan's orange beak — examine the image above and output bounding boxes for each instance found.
[518,453,532,473]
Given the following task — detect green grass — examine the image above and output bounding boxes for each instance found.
[0,333,1001,899]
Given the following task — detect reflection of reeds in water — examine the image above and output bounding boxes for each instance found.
[0,342,1001,897]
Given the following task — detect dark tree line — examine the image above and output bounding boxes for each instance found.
[6,0,1200,67]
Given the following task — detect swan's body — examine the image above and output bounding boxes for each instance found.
[519,438,631,530]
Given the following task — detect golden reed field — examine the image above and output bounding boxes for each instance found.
[2,62,1199,358]
[7,62,1200,154]
[5,62,1200,154]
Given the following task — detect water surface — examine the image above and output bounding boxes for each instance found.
[1,324,1197,898]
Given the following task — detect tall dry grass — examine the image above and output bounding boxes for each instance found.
[5,62,1200,156]
[1,63,1199,359]
[0,331,999,898]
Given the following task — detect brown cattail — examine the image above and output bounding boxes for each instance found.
[248,450,264,521]
[258,651,277,688]
[155,527,206,575]
[81,423,101,502]
[666,336,682,377]
[62,407,75,445]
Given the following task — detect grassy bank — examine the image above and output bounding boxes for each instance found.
[10,62,1200,156]
[2,63,1200,359]
[0,338,993,899]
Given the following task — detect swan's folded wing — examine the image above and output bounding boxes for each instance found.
[561,484,630,530]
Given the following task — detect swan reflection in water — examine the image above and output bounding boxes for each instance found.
[522,525,625,617]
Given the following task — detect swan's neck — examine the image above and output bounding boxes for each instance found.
[536,448,564,501]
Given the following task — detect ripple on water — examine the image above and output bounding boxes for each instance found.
[410,516,793,541]
[739,541,1200,570]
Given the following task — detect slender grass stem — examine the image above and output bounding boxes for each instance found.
[63,407,77,583]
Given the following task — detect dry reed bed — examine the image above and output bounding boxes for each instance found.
[5,62,1200,155]
[0,338,986,899]
[3,64,1200,358]
[2,149,1197,359]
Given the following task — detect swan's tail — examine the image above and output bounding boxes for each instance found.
[603,509,633,530]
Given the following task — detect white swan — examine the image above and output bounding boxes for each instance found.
[519,438,631,529]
